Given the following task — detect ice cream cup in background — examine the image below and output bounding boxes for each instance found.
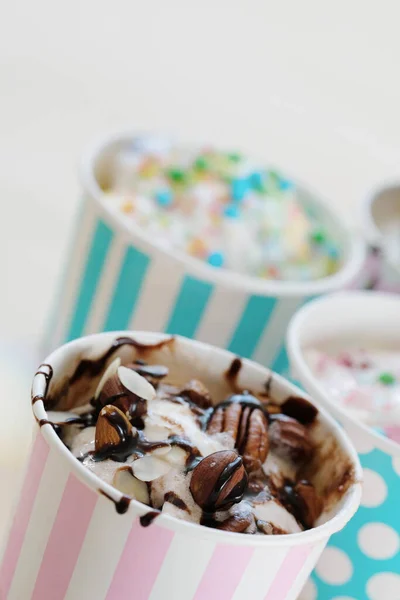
[1,331,362,600]
[288,291,400,600]
[44,131,365,376]
[359,181,400,292]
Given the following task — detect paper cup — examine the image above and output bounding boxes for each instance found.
[1,331,361,600]
[358,181,400,292]
[287,291,400,600]
[44,132,365,376]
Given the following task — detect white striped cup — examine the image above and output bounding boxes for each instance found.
[44,132,366,376]
[1,331,362,600]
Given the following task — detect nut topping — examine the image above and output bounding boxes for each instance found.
[190,450,248,512]
[294,480,323,528]
[180,379,212,409]
[95,405,132,453]
[207,394,269,473]
[269,415,313,463]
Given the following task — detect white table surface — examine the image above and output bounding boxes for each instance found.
[1,0,399,542]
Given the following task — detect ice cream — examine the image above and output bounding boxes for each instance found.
[47,345,339,535]
[101,137,342,281]
[306,346,400,442]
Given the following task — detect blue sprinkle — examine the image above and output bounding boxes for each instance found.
[249,171,265,191]
[326,244,340,259]
[155,189,173,207]
[207,252,224,267]
[231,178,249,202]
[279,178,294,191]
[224,204,240,218]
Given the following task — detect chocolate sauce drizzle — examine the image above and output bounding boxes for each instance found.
[202,455,247,514]
[99,490,131,514]
[167,435,201,468]
[225,357,242,388]
[32,364,54,404]
[280,396,318,425]
[139,510,161,527]
[134,364,169,380]
[218,392,264,412]
[38,419,61,436]
[164,491,190,513]
[93,410,170,462]
[70,336,174,385]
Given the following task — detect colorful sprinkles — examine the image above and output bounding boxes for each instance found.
[104,141,342,281]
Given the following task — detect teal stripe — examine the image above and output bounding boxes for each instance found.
[270,344,289,375]
[66,219,113,341]
[228,295,278,358]
[45,199,85,349]
[103,246,150,331]
[165,275,213,338]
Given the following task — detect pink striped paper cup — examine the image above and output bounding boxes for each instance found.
[1,332,362,600]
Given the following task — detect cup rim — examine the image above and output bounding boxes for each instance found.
[32,330,362,548]
[78,130,366,298]
[287,290,400,456]
[360,179,400,275]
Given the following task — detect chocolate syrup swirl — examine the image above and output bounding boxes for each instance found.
[70,336,174,385]
[202,455,246,513]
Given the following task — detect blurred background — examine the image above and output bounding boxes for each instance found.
[1,0,400,538]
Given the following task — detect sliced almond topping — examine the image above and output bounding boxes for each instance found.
[113,468,150,504]
[132,455,172,482]
[94,357,121,400]
[118,366,156,402]
[95,405,132,452]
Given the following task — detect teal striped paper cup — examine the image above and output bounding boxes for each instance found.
[45,132,366,371]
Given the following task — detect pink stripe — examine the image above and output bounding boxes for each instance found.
[193,544,254,600]
[106,520,174,600]
[31,474,97,600]
[264,544,313,600]
[0,433,49,597]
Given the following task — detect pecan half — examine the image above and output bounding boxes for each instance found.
[207,394,269,473]
[269,415,313,463]
[279,479,322,529]
[180,379,212,409]
[190,450,247,512]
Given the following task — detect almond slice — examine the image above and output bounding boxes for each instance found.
[95,405,132,452]
[94,357,121,400]
[113,468,150,504]
[132,455,172,482]
[118,366,156,402]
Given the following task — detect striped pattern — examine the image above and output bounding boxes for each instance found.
[45,198,311,373]
[0,431,323,600]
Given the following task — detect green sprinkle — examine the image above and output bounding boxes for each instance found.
[378,372,396,386]
[167,168,186,183]
[227,152,241,163]
[310,229,326,244]
[194,157,208,171]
